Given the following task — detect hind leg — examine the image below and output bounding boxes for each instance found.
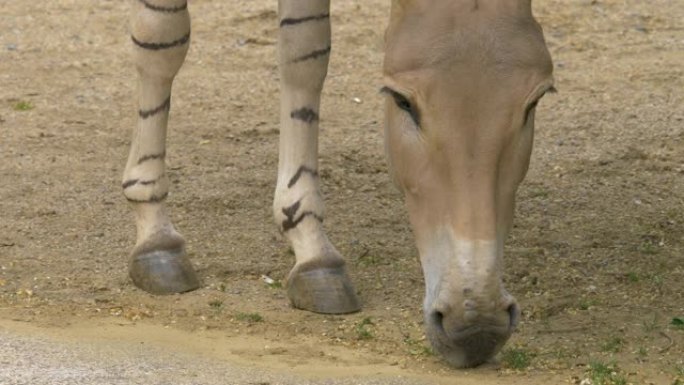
[122,0,198,294]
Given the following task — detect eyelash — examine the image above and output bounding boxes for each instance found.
[381,87,420,126]
[394,95,413,113]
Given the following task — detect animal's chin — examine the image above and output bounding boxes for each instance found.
[425,322,513,368]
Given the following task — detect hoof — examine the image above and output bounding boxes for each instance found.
[287,263,361,314]
[129,248,200,295]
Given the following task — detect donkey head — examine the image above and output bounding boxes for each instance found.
[382,0,554,367]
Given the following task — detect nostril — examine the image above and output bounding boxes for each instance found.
[433,310,444,324]
[431,310,445,332]
[507,303,520,329]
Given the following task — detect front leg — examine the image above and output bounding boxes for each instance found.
[274,0,360,314]
[122,0,199,294]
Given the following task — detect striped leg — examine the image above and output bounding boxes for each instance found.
[122,0,199,294]
[274,0,360,314]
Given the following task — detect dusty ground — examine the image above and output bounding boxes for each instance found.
[1,0,683,384]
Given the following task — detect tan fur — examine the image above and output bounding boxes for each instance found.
[124,0,553,366]
[383,0,553,367]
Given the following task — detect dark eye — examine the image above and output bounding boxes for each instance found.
[393,94,412,113]
[380,87,420,126]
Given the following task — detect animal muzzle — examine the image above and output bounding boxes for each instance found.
[418,234,519,367]
[424,292,519,367]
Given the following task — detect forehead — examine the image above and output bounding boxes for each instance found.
[383,1,552,80]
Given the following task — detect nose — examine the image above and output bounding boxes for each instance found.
[425,297,520,368]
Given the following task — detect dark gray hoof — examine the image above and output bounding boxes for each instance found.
[129,248,200,295]
[287,263,361,314]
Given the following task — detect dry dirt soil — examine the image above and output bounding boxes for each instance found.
[1,0,683,384]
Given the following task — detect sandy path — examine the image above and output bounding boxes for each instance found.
[0,320,429,385]
[0,319,564,385]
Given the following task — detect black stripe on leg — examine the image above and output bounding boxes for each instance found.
[291,45,331,63]
[131,31,190,50]
[282,200,301,219]
[126,191,169,203]
[122,176,162,189]
[290,107,319,124]
[280,13,329,27]
[287,166,318,188]
[139,96,171,119]
[138,0,187,13]
[281,200,322,232]
[137,151,166,165]
[282,211,323,232]
[122,179,139,189]
[139,179,158,186]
